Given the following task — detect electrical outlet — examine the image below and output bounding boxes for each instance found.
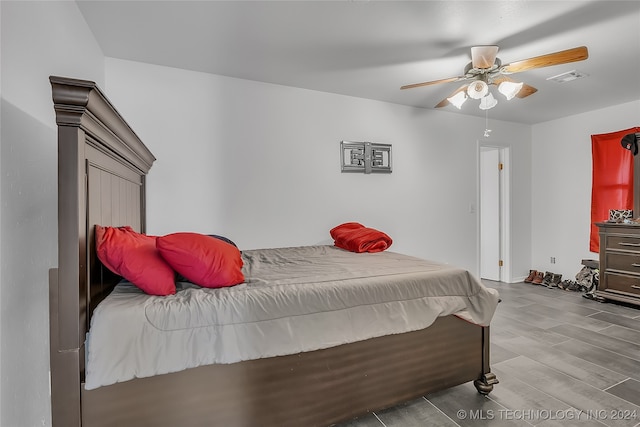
[550,257,556,264]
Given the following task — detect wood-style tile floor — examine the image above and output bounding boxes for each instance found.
[335,281,640,427]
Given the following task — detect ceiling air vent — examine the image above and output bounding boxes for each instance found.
[546,70,588,83]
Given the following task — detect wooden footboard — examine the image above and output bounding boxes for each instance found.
[81,315,491,427]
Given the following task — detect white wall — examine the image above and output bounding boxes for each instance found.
[531,100,640,280]
[0,2,104,426]
[105,58,533,278]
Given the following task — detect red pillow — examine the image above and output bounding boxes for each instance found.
[95,225,176,296]
[156,232,245,288]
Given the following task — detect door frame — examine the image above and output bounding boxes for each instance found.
[476,142,511,283]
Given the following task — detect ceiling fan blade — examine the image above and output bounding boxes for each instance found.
[471,45,499,69]
[400,76,463,90]
[515,83,538,98]
[500,46,588,74]
[492,76,538,98]
[434,85,468,108]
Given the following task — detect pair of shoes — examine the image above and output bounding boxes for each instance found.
[567,281,581,291]
[547,273,563,288]
[558,280,579,291]
[524,269,537,283]
[531,271,545,285]
[542,271,554,286]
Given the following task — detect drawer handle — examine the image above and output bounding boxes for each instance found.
[631,263,640,267]
[619,242,640,247]
[632,285,640,290]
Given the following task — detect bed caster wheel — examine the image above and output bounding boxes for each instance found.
[474,373,499,395]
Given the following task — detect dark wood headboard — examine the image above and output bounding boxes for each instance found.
[49,76,155,426]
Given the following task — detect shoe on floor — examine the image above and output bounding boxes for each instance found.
[558,280,580,291]
[558,279,574,290]
[524,269,537,283]
[548,273,563,288]
[566,281,581,291]
[542,271,554,286]
[532,271,545,285]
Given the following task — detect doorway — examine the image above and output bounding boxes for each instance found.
[479,145,510,282]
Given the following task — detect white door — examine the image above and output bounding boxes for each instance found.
[480,147,500,281]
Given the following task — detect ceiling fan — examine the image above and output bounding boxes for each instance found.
[400,46,589,110]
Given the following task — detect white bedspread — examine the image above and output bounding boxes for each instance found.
[85,245,500,390]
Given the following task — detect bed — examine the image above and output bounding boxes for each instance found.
[48,75,499,427]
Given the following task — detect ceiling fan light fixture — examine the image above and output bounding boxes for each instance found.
[498,81,524,100]
[470,45,499,69]
[402,46,589,114]
[479,93,498,110]
[467,80,488,99]
[447,91,467,109]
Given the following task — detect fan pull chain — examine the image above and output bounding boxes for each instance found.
[484,109,492,138]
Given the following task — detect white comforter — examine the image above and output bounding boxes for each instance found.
[85,245,500,390]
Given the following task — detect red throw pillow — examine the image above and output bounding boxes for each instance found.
[95,225,176,296]
[156,232,245,288]
[330,222,392,253]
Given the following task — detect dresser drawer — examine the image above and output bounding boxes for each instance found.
[605,252,640,273]
[603,272,640,296]
[606,234,640,252]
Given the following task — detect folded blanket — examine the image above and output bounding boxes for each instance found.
[330,222,393,253]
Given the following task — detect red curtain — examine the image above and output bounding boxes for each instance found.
[590,127,640,252]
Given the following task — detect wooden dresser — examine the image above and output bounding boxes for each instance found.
[596,222,640,306]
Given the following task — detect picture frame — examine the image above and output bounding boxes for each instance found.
[340,141,392,174]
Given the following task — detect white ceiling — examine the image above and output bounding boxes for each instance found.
[77,0,640,124]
